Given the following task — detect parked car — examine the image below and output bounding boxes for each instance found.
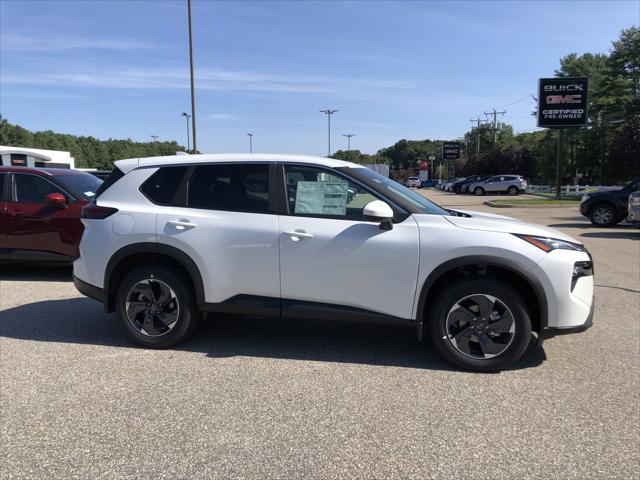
[628,191,640,228]
[407,176,421,188]
[451,175,487,194]
[460,175,490,194]
[579,178,640,227]
[73,154,594,372]
[0,167,102,264]
[468,175,527,196]
[420,179,438,188]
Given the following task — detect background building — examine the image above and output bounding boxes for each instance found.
[0,146,75,169]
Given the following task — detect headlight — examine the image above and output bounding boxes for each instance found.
[513,234,586,252]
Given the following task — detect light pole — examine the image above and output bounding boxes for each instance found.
[150,135,159,155]
[319,109,338,157]
[343,133,355,162]
[247,133,253,153]
[181,112,191,152]
[187,0,197,153]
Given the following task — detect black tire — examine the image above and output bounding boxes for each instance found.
[507,186,518,196]
[115,265,200,348]
[589,203,618,227]
[427,277,532,372]
[474,187,485,196]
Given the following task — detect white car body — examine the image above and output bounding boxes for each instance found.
[406,176,421,188]
[73,154,594,370]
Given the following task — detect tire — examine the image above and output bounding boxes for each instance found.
[589,203,618,227]
[427,277,532,372]
[474,187,485,196]
[507,186,518,196]
[115,264,200,348]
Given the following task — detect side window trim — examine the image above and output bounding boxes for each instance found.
[277,162,405,222]
[10,173,75,204]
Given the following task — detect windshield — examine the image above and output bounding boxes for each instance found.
[56,174,103,200]
[341,167,450,216]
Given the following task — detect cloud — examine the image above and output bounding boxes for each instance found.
[0,34,159,52]
[0,66,415,94]
[205,113,237,120]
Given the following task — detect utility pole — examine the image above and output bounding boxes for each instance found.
[484,109,506,151]
[150,135,159,155]
[181,112,191,152]
[319,109,338,157]
[469,117,485,158]
[187,0,197,153]
[247,133,253,153]
[343,133,355,161]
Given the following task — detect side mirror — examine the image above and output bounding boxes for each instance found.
[363,200,394,230]
[45,193,67,207]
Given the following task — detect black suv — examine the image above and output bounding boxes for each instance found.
[453,175,489,194]
[579,178,640,227]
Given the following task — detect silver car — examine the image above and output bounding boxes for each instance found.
[469,175,527,196]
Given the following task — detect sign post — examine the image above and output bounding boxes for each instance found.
[537,77,588,199]
[442,142,461,179]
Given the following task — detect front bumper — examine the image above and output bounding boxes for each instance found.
[73,274,104,303]
[540,297,594,341]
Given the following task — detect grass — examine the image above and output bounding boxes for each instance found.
[491,198,580,206]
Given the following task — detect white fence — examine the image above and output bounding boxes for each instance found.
[527,185,623,195]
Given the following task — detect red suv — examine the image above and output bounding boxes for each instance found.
[0,167,103,264]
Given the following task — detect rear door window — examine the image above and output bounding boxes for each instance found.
[187,163,271,213]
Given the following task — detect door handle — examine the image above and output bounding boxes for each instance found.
[167,219,197,230]
[282,230,313,240]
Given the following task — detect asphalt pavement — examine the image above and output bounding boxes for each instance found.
[1,189,638,479]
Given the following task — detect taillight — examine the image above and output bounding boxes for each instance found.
[81,201,118,219]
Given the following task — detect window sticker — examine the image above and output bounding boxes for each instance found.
[295,181,348,215]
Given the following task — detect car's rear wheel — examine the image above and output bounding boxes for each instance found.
[116,265,200,348]
[589,204,618,227]
[507,186,518,195]
[428,277,532,372]
[474,187,485,196]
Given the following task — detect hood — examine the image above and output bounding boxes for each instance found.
[444,210,580,244]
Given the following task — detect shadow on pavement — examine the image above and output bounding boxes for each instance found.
[0,265,72,282]
[581,231,640,240]
[0,298,546,372]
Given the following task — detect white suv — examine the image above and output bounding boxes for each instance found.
[73,154,594,371]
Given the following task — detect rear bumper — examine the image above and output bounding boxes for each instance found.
[73,274,104,303]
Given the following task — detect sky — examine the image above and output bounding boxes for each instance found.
[0,0,637,156]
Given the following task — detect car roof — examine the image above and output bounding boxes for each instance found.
[0,166,88,176]
[114,153,361,174]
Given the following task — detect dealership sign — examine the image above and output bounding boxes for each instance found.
[442,142,461,160]
[537,77,588,128]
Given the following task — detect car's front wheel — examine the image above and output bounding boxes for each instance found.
[474,187,485,196]
[589,203,618,227]
[428,277,532,372]
[115,265,200,348]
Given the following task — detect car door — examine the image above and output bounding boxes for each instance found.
[0,172,8,260]
[153,163,281,312]
[6,172,81,261]
[484,176,502,193]
[277,163,420,321]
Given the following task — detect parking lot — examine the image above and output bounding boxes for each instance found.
[1,189,638,479]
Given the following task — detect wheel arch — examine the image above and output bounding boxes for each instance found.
[103,243,205,313]
[416,255,548,340]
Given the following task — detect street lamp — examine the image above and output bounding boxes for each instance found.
[181,112,191,152]
[343,133,355,162]
[319,109,338,157]
[247,133,253,153]
[186,0,197,153]
[150,135,159,155]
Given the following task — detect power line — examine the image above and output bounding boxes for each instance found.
[495,95,533,109]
